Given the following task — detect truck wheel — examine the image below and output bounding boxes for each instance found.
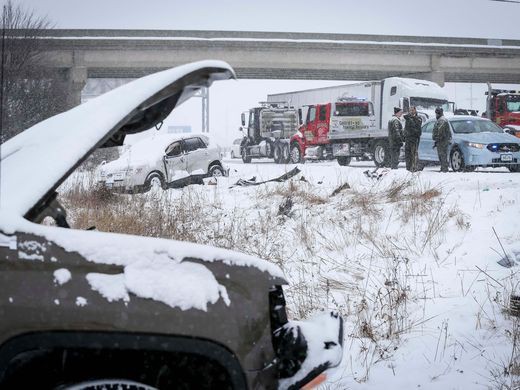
[281,144,291,164]
[373,140,389,167]
[290,143,302,163]
[337,156,351,166]
[241,148,251,163]
[273,145,282,164]
[508,164,520,172]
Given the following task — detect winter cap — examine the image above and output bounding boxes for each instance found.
[394,107,403,114]
[435,107,444,115]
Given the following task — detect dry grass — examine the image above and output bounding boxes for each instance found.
[59,169,473,385]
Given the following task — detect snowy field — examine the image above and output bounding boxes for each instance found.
[62,159,520,389]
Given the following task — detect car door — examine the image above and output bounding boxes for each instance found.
[184,137,210,174]
[163,140,187,182]
[419,121,436,161]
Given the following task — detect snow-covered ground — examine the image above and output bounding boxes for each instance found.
[63,158,520,389]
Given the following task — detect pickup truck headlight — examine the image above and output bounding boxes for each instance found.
[467,142,485,149]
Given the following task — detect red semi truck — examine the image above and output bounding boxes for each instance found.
[486,84,520,138]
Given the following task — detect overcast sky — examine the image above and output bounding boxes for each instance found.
[11,0,520,39]
[8,0,520,145]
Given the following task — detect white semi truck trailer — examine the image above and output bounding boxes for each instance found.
[268,77,453,166]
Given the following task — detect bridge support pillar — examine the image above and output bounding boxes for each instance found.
[66,66,88,108]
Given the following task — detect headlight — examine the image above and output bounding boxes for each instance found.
[467,142,485,149]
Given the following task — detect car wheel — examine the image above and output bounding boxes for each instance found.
[373,140,389,167]
[508,164,520,172]
[210,164,224,177]
[290,143,302,163]
[145,172,165,191]
[450,147,465,172]
[337,156,351,166]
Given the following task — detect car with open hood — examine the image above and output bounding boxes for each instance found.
[98,133,227,191]
[418,115,520,172]
[0,61,343,389]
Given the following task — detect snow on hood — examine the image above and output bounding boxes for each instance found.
[0,213,284,284]
[86,260,231,311]
[0,60,235,217]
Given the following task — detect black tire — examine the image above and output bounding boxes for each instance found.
[241,147,251,163]
[273,145,282,164]
[281,144,291,164]
[508,164,520,172]
[450,147,466,172]
[337,156,351,166]
[373,140,390,167]
[290,143,303,163]
[209,164,224,177]
[145,172,165,191]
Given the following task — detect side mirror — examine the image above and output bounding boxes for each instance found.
[241,113,246,127]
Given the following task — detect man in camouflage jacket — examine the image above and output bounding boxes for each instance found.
[403,106,423,171]
[388,107,404,169]
[432,107,452,172]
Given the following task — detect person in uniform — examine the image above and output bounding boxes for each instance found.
[388,107,404,169]
[403,106,422,171]
[432,107,452,172]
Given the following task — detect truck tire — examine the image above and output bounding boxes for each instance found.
[273,145,282,164]
[373,140,390,167]
[337,156,351,166]
[241,147,251,163]
[290,143,302,163]
[281,144,291,164]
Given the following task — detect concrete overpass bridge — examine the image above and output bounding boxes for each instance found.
[33,29,520,108]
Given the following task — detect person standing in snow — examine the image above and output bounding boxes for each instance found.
[432,107,452,172]
[403,106,422,171]
[387,107,404,169]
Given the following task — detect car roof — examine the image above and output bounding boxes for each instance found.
[0,61,234,218]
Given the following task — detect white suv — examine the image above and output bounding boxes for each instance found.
[99,133,226,191]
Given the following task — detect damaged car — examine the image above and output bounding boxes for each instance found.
[98,133,227,192]
[0,61,343,390]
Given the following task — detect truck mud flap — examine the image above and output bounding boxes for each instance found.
[230,167,301,188]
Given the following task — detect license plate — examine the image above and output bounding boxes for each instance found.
[501,154,513,162]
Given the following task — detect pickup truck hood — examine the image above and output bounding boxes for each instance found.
[0,61,235,219]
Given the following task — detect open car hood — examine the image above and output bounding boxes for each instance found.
[0,61,235,218]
